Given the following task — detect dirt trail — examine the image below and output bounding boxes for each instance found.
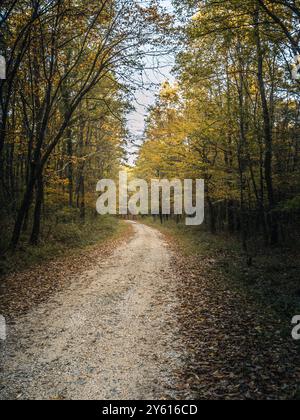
[0,222,184,400]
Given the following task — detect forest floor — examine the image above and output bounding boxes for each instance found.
[143,218,300,400]
[0,220,299,400]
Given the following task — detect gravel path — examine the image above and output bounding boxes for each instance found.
[0,222,184,400]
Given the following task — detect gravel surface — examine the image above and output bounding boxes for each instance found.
[0,222,184,400]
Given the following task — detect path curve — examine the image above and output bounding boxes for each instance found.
[0,222,183,400]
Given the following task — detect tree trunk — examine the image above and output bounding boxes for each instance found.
[227,200,235,233]
[254,8,278,245]
[207,196,216,234]
[67,129,73,207]
[30,172,44,245]
[79,174,85,222]
[10,168,36,249]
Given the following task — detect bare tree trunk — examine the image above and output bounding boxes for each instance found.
[10,167,36,249]
[207,196,216,234]
[79,174,85,222]
[30,172,44,245]
[67,128,73,207]
[254,8,278,245]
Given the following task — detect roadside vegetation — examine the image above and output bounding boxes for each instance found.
[0,212,127,277]
[142,217,300,399]
[143,217,300,329]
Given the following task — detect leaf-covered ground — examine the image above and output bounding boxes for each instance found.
[174,253,299,399]
[155,224,300,400]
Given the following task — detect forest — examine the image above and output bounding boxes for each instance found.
[0,0,171,261]
[135,0,300,252]
[0,0,300,402]
[1,1,299,260]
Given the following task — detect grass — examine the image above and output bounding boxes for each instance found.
[141,217,240,256]
[141,217,300,326]
[0,211,128,277]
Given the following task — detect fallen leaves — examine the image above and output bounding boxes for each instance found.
[171,250,300,400]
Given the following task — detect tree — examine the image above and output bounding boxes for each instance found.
[0,0,172,250]
[135,0,300,246]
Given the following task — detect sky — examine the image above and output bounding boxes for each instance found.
[126,0,176,164]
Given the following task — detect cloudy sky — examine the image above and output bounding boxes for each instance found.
[126,0,175,163]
